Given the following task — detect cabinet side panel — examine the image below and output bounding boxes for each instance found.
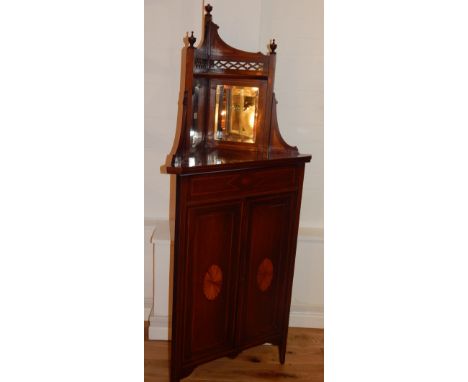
[239,195,292,345]
[184,203,241,362]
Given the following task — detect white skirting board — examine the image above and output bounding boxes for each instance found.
[148,304,323,341]
[145,219,324,340]
[289,304,324,329]
[144,298,153,321]
[148,315,170,340]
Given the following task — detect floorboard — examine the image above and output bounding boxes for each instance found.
[144,322,324,381]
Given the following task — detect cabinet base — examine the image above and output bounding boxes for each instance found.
[171,342,287,382]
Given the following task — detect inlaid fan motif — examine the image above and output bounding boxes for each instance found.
[203,264,223,301]
[257,258,274,292]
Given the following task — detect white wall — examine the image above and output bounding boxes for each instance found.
[145,0,323,332]
[260,0,324,228]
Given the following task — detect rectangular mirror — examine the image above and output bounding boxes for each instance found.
[213,85,259,143]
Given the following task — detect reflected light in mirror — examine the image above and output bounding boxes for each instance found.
[213,85,259,143]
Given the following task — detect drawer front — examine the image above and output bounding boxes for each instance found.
[188,167,297,202]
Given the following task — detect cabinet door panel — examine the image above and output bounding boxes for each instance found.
[239,195,294,345]
[183,203,241,362]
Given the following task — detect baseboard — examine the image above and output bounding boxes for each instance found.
[148,315,170,340]
[148,304,323,340]
[298,227,324,243]
[144,298,153,321]
[289,304,324,329]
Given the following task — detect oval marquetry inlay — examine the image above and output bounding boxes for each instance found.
[257,258,274,292]
[203,264,223,301]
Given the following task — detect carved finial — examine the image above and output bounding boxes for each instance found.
[188,31,196,48]
[205,4,213,15]
[269,39,277,54]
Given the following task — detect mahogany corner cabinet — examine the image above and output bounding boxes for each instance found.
[163,5,311,381]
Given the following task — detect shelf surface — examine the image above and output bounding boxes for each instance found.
[166,148,311,175]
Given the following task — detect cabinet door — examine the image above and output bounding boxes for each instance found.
[238,194,295,346]
[182,202,241,363]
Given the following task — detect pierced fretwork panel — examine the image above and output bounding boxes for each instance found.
[195,58,264,72]
[212,60,264,71]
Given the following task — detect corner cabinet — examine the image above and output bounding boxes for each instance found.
[163,5,312,382]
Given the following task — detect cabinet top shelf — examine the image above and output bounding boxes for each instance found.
[166,148,311,175]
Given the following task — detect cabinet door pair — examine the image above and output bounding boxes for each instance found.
[181,193,296,365]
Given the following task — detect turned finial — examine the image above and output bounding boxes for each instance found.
[269,39,277,54]
[188,31,196,48]
[205,4,213,15]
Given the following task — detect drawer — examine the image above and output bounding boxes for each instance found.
[188,167,297,202]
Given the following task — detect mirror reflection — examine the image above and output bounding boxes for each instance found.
[214,85,259,143]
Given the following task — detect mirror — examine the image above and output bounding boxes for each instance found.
[213,85,259,143]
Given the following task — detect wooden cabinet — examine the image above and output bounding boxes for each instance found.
[163,5,311,381]
[170,164,307,381]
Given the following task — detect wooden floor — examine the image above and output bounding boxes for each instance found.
[145,322,323,382]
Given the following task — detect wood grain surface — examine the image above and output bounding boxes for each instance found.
[145,322,324,382]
